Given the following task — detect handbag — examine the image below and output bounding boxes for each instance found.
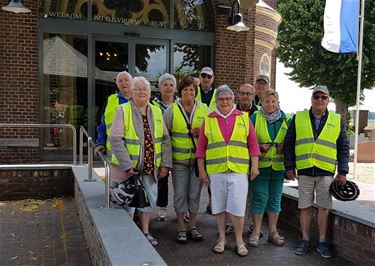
[122,175,151,208]
[176,104,200,177]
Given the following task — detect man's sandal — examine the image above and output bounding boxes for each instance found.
[188,227,203,241]
[176,229,188,244]
[144,233,158,246]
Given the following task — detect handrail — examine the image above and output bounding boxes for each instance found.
[79,126,111,209]
[0,123,77,165]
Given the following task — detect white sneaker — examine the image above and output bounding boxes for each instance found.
[157,207,167,221]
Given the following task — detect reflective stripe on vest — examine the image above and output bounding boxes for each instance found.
[254,111,290,171]
[295,110,340,173]
[171,103,208,161]
[111,103,164,167]
[196,88,217,111]
[205,113,250,174]
[104,94,120,151]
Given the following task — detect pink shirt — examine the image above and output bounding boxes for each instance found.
[196,109,261,158]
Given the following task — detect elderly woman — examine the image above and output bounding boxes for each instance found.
[249,89,291,247]
[196,85,260,257]
[109,76,172,246]
[164,76,209,243]
[152,73,178,221]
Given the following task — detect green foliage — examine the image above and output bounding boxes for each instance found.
[277,0,375,106]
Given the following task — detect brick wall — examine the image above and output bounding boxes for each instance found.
[213,0,256,92]
[0,0,39,162]
[0,169,74,200]
[280,195,375,265]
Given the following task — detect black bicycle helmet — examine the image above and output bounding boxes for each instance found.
[329,180,360,201]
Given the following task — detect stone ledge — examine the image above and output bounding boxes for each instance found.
[72,165,166,266]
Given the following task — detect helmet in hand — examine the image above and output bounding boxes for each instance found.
[329,180,360,201]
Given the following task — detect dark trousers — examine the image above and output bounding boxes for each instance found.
[157,174,169,207]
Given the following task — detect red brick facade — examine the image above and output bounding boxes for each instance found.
[0,0,279,163]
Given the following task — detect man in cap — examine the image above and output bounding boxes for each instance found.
[254,74,270,106]
[95,71,133,156]
[283,85,349,259]
[196,67,216,111]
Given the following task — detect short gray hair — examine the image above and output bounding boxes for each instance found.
[116,71,132,82]
[216,85,235,100]
[158,73,176,86]
[133,76,151,92]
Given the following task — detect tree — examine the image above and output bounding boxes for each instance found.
[277,0,375,124]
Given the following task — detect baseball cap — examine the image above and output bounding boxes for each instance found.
[312,85,329,95]
[256,74,269,84]
[200,67,214,76]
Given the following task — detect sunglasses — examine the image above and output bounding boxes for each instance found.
[313,95,329,100]
[200,73,212,79]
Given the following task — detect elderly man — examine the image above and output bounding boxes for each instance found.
[95,71,133,155]
[283,85,349,259]
[236,84,258,115]
[196,67,216,111]
[254,75,270,106]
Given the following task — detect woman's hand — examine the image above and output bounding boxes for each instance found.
[125,168,139,179]
[191,128,200,137]
[199,170,209,185]
[285,169,297,180]
[250,168,259,180]
[158,166,169,180]
[260,143,272,152]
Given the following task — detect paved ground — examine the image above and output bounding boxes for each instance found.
[150,181,353,266]
[0,197,92,266]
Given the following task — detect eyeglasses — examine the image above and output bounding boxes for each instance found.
[239,92,253,96]
[217,97,233,102]
[313,95,329,100]
[200,73,212,79]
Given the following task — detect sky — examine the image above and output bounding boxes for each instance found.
[276,61,375,113]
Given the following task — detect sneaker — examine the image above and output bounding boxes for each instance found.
[157,207,167,221]
[248,231,260,247]
[294,240,311,255]
[268,231,285,246]
[317,242,333,259]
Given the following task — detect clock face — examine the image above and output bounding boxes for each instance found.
[259,53,270,75]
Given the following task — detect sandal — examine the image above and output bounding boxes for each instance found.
[176,229,188,244]
[268,231,285,246]
[188,227,203,241]
[235,243,248,257]
[144,233,158,246]
[213,241,226,254]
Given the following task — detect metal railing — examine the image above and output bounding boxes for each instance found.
[79,126,111,209]
[0,123,77,168]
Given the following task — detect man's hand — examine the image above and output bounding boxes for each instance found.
[158,167,169,180]
[285,169,297,180]
[199,170,209,185]
[334,174,347,186]
[94,145,106,156]
[191,128,200,137]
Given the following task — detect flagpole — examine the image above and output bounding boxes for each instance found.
[353,0,365,179]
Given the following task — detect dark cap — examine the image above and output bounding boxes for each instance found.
[200,67,214,76]
[256,74,270,84]
[312,85,329,95]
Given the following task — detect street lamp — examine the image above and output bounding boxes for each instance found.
[226,0,249,32]
[2,0,31,14]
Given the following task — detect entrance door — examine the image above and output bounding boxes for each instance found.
[93,37,169,138]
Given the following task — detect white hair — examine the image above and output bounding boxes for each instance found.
[216,85,235,99]
[116,71,132,81]
[133,76,151,92]
[158,73,176,86]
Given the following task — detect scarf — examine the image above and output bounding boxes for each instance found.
[260,107,282,124]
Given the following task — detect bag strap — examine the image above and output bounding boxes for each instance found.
[176,103,197,151]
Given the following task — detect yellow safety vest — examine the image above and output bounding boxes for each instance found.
[205,113,250,174]
[254,111,290,171]
[104,94,121,151]
[295,110,340,173]
[196,87,217,111]
[111,103,164,168]
[171,103,208,161]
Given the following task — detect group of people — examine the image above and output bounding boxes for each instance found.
[95,67,349,259]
